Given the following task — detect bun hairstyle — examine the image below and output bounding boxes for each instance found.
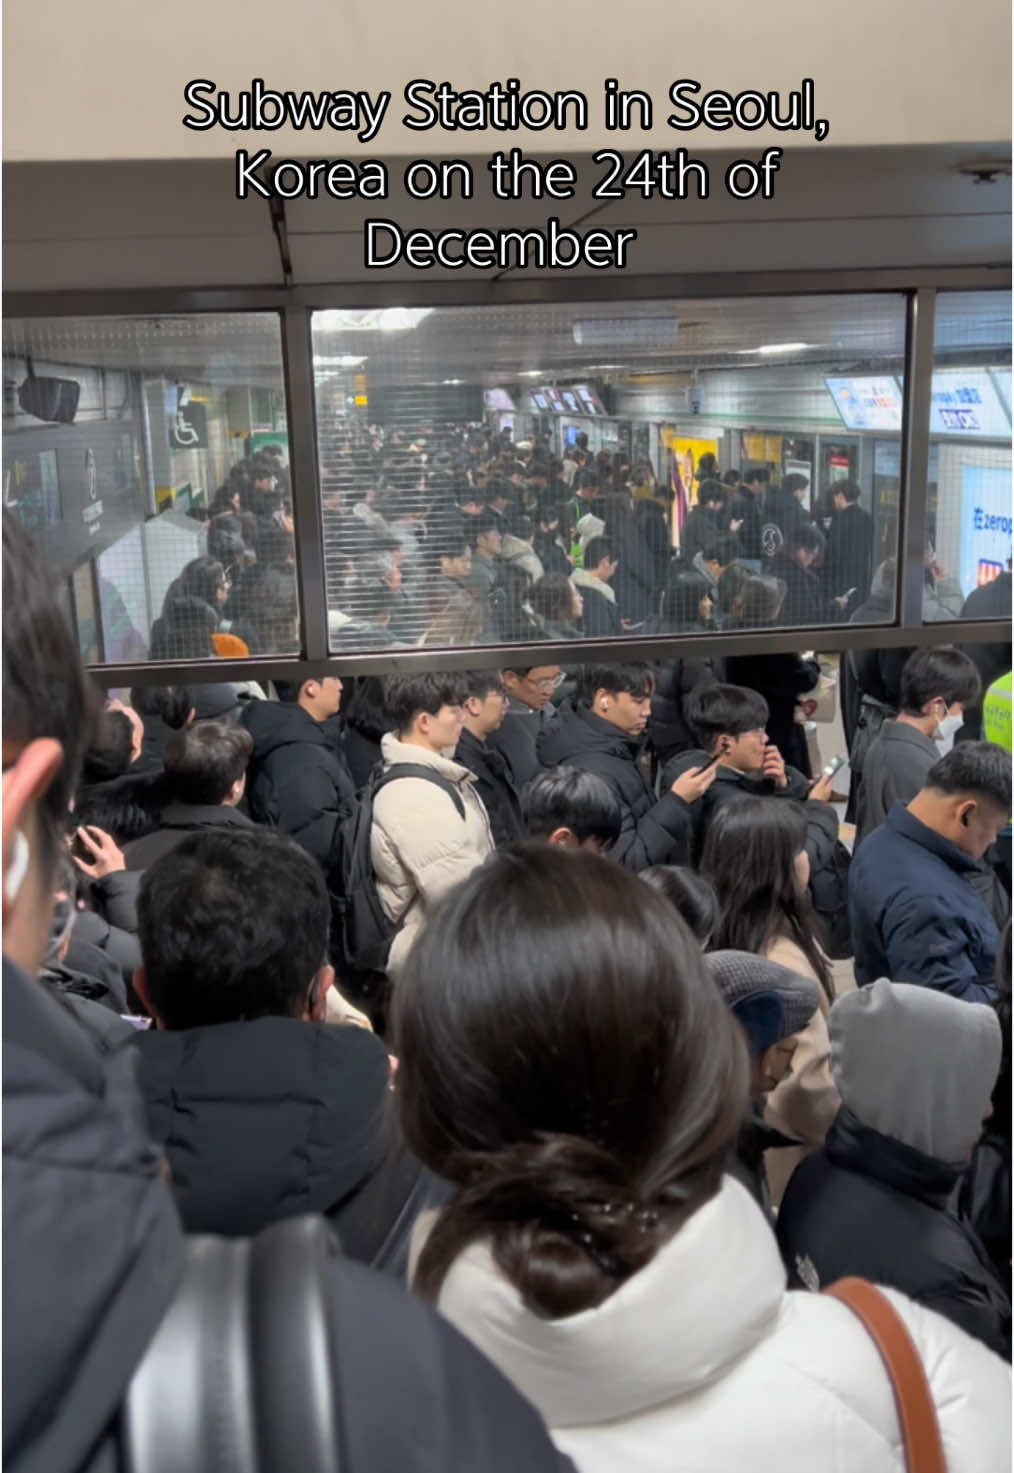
[392,844,748,1319]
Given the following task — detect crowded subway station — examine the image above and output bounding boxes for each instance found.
[4,20,1014,1470]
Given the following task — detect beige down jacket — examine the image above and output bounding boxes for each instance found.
[371,732,494,980]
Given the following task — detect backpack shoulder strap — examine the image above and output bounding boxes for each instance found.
[823,1277,945,1473]
[372,763,466,820]
[121,1216,341,1473]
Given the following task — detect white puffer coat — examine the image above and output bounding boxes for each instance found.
[371,732,494,980]
[423,1174,1011,1473]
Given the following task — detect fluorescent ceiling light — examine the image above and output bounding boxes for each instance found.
[314,309,433,333]
[313,355,368,368]
[519,370,542,378]
[744,342,811,355]
[441,378,463,385]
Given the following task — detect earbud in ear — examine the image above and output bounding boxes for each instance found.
[601,700,608,711]
[5,830,30,903]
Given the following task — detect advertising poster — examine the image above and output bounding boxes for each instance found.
[661,432,719,548]
[958,464,1012,596]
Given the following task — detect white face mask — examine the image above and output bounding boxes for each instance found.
[935,710,963,749]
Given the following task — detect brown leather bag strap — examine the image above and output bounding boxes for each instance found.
[824,1277,946,1473]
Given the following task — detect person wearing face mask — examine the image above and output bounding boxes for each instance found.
[850,743,1012,1001]
[777,981,1010,1361]
[855,647,981,848]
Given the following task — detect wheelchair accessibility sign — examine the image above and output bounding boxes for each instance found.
[169,401,208,451]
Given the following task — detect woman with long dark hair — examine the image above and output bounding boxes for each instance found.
[702,797,836,1200]
[393,847,1006,1472]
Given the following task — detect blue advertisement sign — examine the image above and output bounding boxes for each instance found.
[958,463,1012,596]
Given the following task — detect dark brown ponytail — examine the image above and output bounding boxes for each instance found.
[394,845,748,1318]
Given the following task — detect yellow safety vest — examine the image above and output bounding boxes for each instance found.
[982,669,1013,753]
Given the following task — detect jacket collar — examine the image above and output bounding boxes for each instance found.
[825,1106,963,1206]
[160,803,254,829]
[885,802,980,874]
[380,730,476,785]
[880,720,940,759]
[571,567,616,604]
[427,1176,785,1428]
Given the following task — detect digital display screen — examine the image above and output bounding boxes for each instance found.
[484,387,517,412]
[825,377,904,432]
[531,391,549,411]
[929,368,1010,438]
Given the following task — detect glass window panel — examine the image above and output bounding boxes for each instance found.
[925,291,1012,625]
[2,313,297,664]
[312,294,905,654]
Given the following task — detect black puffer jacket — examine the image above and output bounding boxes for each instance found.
[661,748,839,870]
[537,701,693,871]
[123,802,255,871]
[4,956,576,1473]
[132,1017,444,1279]
[243,700,356,868]
[778,1107,1011,1361]
[648,657,718,766]
[455,729,525,847]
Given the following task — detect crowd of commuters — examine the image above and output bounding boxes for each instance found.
[151,425,936,668]
[4,505,1013,1473]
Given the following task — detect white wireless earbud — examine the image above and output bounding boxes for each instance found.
[5,830,30,903]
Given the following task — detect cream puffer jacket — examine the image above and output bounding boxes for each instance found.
[370,732,494,980]
[418,1174,1011,1473]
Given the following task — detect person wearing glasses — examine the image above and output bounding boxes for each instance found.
[488,666,565,787]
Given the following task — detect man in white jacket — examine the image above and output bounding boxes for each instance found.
[371,673,494,982]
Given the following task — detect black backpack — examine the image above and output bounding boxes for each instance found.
[328,764,466,977]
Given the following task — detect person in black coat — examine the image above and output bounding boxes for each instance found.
[455,672,524,848]
[242,674,355,869]
[722,572,821,777]
[681,479,728,564]
[0,505,580,1473]
[132,827,447,1278]
[773,524,849,627]
[571,536,621,637]
[958,922,1011,1281]
[725,468,767,560]
[822,480,874,613]
[778,980,1011,1360]
[533,503,573,578]
[647,654,719,767]
[536,663,717,873]
[341,675,395,791]
[122,720,255,870]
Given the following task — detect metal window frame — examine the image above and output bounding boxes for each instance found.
[6,266,1010,689]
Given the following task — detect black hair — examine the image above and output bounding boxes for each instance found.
[721,469,741,487]
[660,567,712,629]
[639,866,718,943]
[512,515,534,541]
[463,669,505,702]
[468,510,502,546]
[175,556,228,608]
[392,845,748,1317]
[577,662,655,704]
[531,572,577,625]
[701,532,739,567]
[523,767,622,847]
[274,671,333,704]
[384,672,470,733]
[833,479,862,504]
[582,536,616,572]
[697,478,726,507]
[926,741,1012,811]
[687,683,769,750]
[345,577,398,623]
[716,561,751,615]
[786,523,826,557]
[729,573,786,626]
[80,708,135,786]
[696,453,720,480]
[992,922,1011,1146]
[344,676,396,744]
[163,720,253,805]
[781,473,810,498]
[129,685,193,729]
[701,797,833,999]
[137,828,330,1029]
[2,513,97,875]
[575,467,600,491]
[743,468,770,487]
[899,647,981,715]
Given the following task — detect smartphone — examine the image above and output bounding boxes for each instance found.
[821,754,846,779]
